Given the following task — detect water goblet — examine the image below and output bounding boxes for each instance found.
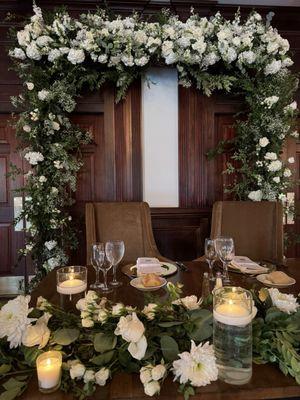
[205,238,216,281]
[90,243,105,290]
[105,240,125,288]
[214,237,235,284]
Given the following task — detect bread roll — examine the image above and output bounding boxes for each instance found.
[141,273,162,287]
[267,271,293,285]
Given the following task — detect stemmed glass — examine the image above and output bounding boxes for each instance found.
[205,238,216,281]
[105,240,125,288]
[90,243,105,290]
[214,237,235,284]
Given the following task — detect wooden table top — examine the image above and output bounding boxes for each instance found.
[24,259,300,400]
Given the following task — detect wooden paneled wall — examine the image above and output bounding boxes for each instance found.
[0,1,300,274]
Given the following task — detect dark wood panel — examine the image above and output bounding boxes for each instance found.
[0,224,10,274]
[0,157,7,203]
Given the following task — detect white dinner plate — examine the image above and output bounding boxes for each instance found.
[130,262,177,277]
[256,274,296,288]
[130,277,167,291]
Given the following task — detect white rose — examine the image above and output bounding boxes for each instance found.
[173,295,201,310]
[264,152,277,161]
[288,157,295,164]
[128,335,147,360]
[17,29,30,46]
[265,60,282,75]
[114,312,145,343]
[267,160,282,172]
[83,370,95,383]
[98,54,108,63]
[95,367,110,386]
[259,137,269,147]
[70,363,86,380]
[38,175,47,183]
[52,121,60,131]
[268,288,299,314]
[283,168,292,177]
[23,125,31,133]
[111,303,124,316]
[144,381,160,396]
[82,318,94,328]
[142,303,157,320]
[26,82,34,91]
[97,309,108,323]
[140,366,152,384]
[273,176,280,183]
[22,313,51,349]
[151,364,166,381]
[248,190,263,202]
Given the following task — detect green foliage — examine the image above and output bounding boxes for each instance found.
[52,328,80,346]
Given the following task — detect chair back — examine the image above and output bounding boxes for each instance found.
[211,201,284,263]
[85,202,162,264]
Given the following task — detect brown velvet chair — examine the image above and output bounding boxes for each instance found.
[85,202,168,264]
[208,201,284,263]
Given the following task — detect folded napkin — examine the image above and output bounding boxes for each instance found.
[136,257,163,276]
[229,256,269,274]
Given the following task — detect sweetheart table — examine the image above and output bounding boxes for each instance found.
[22,259,300,400]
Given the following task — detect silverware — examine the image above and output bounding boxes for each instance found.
[175,261,188,271]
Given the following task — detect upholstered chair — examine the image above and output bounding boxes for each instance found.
[85,202,168,264]
[207,201,284,263]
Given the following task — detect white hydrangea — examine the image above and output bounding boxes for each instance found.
[267,160,282,172]
[44,240,57,251]
[273,176,280,183]
[17,29,31,47]
[248,190,263,202]
[264,60,282,75]
[26,42,41,60]
[38,90,49,100]
[239,50,256,64]
[24,151,44,165]
[264,152,277,161]
[9,48,26,60]
[67,49,85,64]
[283,168,292,177]
[48,49,61,62]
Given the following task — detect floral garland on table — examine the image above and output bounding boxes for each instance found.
[8,3,299,289]
[0,283,299,399]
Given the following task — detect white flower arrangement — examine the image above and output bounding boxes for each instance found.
[268,288,299,314]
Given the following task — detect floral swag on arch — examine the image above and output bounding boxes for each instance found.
[9,3,298,287]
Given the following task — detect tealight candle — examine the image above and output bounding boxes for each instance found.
[36,351,62,393]
[56,266,87,295]
[57,276,87,295]
[214,299,251,326]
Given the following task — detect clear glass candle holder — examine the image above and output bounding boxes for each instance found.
[57,266,87,310]
[213,286,253,385]
[36,351,62,393]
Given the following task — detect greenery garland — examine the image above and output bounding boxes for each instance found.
[0,284,299,399]
[8,3,298,288]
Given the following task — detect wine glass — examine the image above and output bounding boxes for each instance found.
[205,238,216,281]
[90,243,105,290]
[105,240,125,288]
[214,237,235,284]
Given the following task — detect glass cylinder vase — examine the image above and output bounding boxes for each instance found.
[56,266,87,310]
[213,286,253,385]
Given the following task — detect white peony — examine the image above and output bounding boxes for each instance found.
[70,362,86,379]
[114,312,145,343]
[0,295,35,348]
[67,49,85,65]
[288,157,295,164]
[144,381,160,397]
[259,137,269,147]
[267,160,282,172]
[128,334,147,360]
[264,152,277,161]
[24,151,44,165]
[142,303,157,320]
[151,364,166,381]
[173,295,201,310]
[248,190,263,202]
[268,288,299,314]
[26,43,41,60]
[22,313,51,349]
[44,240,57,251]
[83,370,95,383]
[172,341,218,387]
[95,367,110,386]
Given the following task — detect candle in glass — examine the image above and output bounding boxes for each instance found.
[36,351,62,393]
[213,287,253,385]
[56,266,87,295]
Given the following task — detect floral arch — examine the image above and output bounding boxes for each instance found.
[9,3,298,288]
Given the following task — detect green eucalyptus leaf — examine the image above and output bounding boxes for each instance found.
[160,336,179,362]
[23,347,43,367]
[158,321,184,328]
[0,365,11,375]
[52,328,79,346]
[94,333,117,353]
[90,350,115,366]
[291,357,300,373]
[0,388,22,400]
[3,378,27,391]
